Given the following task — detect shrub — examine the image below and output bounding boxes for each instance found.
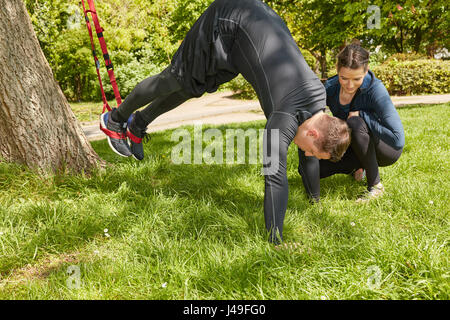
[221,75,257,100]
[221,49,323,101]
[384,52,429,63]
[53,29,99,102]
[372,59,450,95]
[100,49,164,101]
[223,58,450,99]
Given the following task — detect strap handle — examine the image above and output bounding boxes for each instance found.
[81,0,122,113]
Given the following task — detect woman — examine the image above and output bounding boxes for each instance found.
[298,43,405,202]
[99,0,351,243]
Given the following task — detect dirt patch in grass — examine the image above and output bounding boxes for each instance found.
[1,252,81,285]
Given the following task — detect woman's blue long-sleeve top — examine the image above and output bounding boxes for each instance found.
[325,70,405,150]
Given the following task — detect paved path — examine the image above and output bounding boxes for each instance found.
[390,94,450,106]
[83,92,450,141]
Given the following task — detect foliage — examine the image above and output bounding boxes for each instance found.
[266,0,370,78]
[265,0,449,77]
[99,49,164,102]
[222,75,257,100]
[24,0,178,101]
[24,0,75,61]
[384,52,429,63]
[362,0,450,55]
[23,0,449,101]
[232,54,450,99]
[372,59,450,95]
[52,28,99,101]
[168,0,214,43]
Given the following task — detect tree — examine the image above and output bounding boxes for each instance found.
[0,0,103,173]
[169,0,213,43]
[24,0,181,101]
[266,0,369,78]
[361,0,449,56]
[267,0,449,76]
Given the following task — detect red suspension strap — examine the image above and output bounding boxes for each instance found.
[81,0,122,113]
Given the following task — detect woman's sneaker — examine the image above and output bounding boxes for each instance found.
[127,112,148,161]
[100,109,132,157]
[356,182,384,203]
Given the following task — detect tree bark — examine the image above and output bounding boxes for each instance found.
[319,49,328,79]
[391,36,401,53]
[310,50,328,80]
[400,28,404,53]
[413,29,422,53]
[0,0,104,173]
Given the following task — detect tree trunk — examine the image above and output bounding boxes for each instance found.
[0,0,104,173]
[426,40,439,58]
[310,50,328,80]
[392,36,401,53]
[400,28,404,53]
[319,49,328,79]
[309,51,320,75]
[413,29,422,53]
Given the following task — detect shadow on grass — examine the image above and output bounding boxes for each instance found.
[0,123,365,275]
[90,124,365,243]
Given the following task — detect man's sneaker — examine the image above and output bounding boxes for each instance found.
[354,168,365,182]
[100,109,132,157]
[356,182,385,203]
[127,112,148,161]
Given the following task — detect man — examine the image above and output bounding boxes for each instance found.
[100,0,351,244]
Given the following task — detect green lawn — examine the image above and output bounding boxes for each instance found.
[69,100,117,124]
[0,103,448,299]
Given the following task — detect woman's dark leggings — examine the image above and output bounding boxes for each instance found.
[298,116,403,200]
[115,66,194,126]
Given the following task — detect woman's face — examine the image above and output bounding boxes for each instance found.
[338,66,367,95]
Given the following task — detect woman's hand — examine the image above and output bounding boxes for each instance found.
[348,111,359,119]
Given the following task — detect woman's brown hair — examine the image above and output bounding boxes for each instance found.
[336,40,370,72]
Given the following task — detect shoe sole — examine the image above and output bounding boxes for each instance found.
[131,154,143,161]
[128,138,144,161]
[100,113,131,158]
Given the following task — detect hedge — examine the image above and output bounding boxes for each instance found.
[371,59,450,96]
[224,58,450,99]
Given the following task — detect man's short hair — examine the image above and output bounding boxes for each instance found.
[314,114,351,162]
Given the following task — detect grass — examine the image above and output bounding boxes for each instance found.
[0,103,448,299]
[69,100,118,124]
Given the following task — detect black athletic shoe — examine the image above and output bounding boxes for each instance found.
[100,109,132,157]
[127,112,149,161]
